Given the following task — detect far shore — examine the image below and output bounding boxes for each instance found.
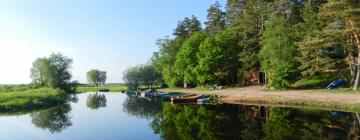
[159,86,360,113]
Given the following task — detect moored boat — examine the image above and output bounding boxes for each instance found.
[171,94,203,103]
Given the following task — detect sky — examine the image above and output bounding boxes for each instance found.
[0,0,226,84]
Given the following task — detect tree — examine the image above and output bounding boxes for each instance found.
[174,32,207,87]
[31,58,51,86]
[225,0,246,24]
[231,1,264,85]
[259,14,299,89]
[205,1,226,36]
[297,1,326,77]
[195,29,239,86]
[317,0,360,90]
[123,63,161,89]
[174,16,202,39]
[87,69,107,86]
[30,52,74,92]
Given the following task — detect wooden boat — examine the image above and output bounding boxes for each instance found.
[197,97,210,102]
[171,95,203,103]
[197,95,211,102]
[162,92,190,101]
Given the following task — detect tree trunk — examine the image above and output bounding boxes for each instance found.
[353,58,360,90]
[349,18,360,90]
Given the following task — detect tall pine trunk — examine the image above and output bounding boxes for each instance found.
[354,57,360,90]
[349,18,360,90]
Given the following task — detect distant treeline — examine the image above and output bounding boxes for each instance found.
[124,0,360,89]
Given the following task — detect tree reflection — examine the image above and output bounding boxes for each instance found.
[86,93,107,110]
[151,103,265,140]
[30,104,72,133]
[122,95,162,119]
[150,103,360,140]
[263,108,360,140]
[115,93,360,139]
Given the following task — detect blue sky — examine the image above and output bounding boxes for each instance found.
[0,0,226,84]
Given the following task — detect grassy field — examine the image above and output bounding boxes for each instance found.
[0,87,67,112]
[76,85,128,93]
[75,85,162,93]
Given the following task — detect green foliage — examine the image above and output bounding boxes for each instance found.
[146,0,360,89]
[259,14,299,89]
[123,64,161,88]
[196,29,240,86]
[30,52,75,92]
[0,87,67,112]
[87,69,107,86]
[174,32,207,86]
[204,1,225,36]
[291,73,339,89]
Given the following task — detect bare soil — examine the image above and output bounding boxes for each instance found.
[159,86,360,112]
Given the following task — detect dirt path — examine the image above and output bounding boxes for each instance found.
[159,86,360,112]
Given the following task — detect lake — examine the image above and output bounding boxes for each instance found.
[0,92,359,140]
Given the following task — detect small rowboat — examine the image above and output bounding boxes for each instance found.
[197,95,211,102]
[171,95,203,103]
[197,97,210,102]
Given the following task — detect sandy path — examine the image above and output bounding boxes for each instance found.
[159,86,360,111]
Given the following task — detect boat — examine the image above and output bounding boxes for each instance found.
[140,89,158,97]
[171,94,203,103]
[162,92,189,101]
[197,97,210,102]
[197,95,211,102]
[99,88,109,92]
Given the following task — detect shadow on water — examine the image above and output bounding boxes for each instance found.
[30,104,72,134]
[86,93,107,110]
[122,94,360,140]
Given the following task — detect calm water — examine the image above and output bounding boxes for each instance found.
[0,92,359,140]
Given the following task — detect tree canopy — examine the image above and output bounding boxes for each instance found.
[30,53,75,92]
[87,69,107,86]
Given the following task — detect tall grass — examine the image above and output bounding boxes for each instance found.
[0,87,67,112]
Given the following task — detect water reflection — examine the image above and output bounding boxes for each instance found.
[150,103,264,140]
[30,104,72,133]
[146,103,360,140]
[122,94,162,119]
[0,93,359,139]
[86,93,107,110]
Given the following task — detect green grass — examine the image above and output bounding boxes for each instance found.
[76,85,162,93]
[0,87,67,112]
[76,85,128,93]
[291,73,339,89]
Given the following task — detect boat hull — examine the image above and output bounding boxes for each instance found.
[171,95,202,103]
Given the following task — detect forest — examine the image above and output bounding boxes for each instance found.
[123,0,360,90]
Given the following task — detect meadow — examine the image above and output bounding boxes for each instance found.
[0,86,67,112]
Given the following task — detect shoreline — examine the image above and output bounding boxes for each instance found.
[158,86,360,113]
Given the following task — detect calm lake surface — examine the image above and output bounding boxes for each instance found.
[0,92,359,140]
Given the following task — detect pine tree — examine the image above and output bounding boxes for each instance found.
[317,0,360,90]
[225,0,246,24]
[297,1,327,77]
[204,1,226,36]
